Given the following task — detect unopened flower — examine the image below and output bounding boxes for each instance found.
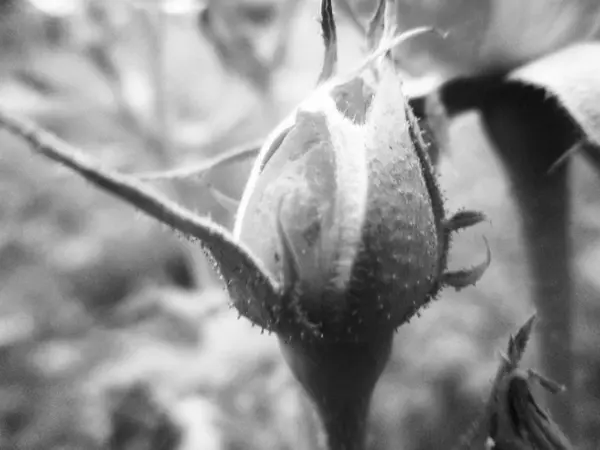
[228,0,490,345]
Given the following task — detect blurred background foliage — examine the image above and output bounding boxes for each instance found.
[0,0,599,449]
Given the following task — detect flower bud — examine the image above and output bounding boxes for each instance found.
[233,40,490,344]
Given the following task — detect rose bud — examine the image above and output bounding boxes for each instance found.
[233,0,491,345]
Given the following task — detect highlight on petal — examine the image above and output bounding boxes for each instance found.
[0,109,282,331]
[234,123,293,238]
[508,42,600,171]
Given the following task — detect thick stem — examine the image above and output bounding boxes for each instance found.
[516,166,572,436]
[278,333,394,450]
[480,82,577,439]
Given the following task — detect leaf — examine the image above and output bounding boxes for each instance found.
[317,0,338,84]
[490,370,573,450]
[508,42,600,171]
[0,109,282,332]
[506,314,536,367]
[454,315,538,450]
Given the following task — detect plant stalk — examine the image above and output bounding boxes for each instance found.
[279,333,394,450]
[479,82,577,440]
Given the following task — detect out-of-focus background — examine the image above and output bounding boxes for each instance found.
[0,0,599,449]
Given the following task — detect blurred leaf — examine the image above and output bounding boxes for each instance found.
[391,0,600,78]
[106,383,181,450]
[508,42,600,172]
[478,0,600,72]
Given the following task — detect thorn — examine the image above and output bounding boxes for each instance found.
[442,236,491,290]
[317,0,338,84]
[444,210,487,233]
[527,369,566,395]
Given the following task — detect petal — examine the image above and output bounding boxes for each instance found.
[235,107,341,289]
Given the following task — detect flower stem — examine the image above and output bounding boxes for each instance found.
[279,333,394,450]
